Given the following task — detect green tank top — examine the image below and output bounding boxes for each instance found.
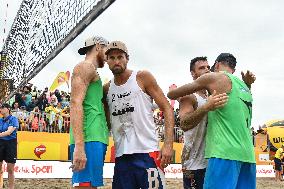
[206,72,255,163]
[70,79,109,145]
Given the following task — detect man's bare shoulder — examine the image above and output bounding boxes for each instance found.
[194,72,224,86]
[74,61,96,72]
[179,94,196,105]
[137,70,152,78]
[137,70,157,85]
[72,62,97,81]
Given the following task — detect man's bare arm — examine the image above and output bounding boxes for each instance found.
[167,73,216,100]
[70,63,96,171]
[179,95,202,132]
[180,91,228,132]
[139,70,174,168]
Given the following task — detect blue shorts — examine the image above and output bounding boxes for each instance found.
[204,158,256,189]
[112,152,165,189]
[183,168,206,189]
[70,142,107,187]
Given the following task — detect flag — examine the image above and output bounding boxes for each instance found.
[49,71,70,92]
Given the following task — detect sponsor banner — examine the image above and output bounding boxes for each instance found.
[1,161,275,178]
[164,164,183,178]
[18,132,69,161]
[17,132,183,163]
[2,160,72,179]
[1,160,113,179]
[256,165,275,177]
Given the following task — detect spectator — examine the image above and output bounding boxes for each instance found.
[45,103,60,131]
[18,106,28,131]
[31,87,38,99]
[61,94,70,108]
[12,102,20,112]
[30,107,46,132]
[61,106,70,133]
[43,87,49,94]
[54,89,62,103]
[0,103,19,189]
[50,93,58,105]
[37,94,48,112]
[274,144,284,181]
[27,97,37,112]
[22,86,32,107]
[14,92,25,108]
[12,102,22,118]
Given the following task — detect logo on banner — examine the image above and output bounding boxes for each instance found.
[34,145,46,159]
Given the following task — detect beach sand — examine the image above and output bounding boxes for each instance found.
[2,178,284,189]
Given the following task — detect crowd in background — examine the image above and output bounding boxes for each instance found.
[3,84,184,142]
[6,84,71,133]
[154,108,183,143]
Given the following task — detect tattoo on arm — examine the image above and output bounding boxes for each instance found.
[180,106,208,131]
[179,95,208,132]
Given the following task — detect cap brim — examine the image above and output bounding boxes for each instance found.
[105,48,126,55]
[78,47,88,55]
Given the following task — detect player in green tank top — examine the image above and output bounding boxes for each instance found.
[168,53,256,189]
[69,36,109,188]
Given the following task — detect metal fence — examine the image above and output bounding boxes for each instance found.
[12,111,70,133]
[12,111,184,143]
[156,124,184,143]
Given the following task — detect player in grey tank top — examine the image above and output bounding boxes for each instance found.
[179,57,228,189]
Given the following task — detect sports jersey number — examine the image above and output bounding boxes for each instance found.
[147,168,160,189]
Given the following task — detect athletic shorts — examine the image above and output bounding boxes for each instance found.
[204,158,256,189]
[274,158,282,171]
[112,151,166,189]
[70,141,107,187]
[183,168,206,189]
[0,139,17,164]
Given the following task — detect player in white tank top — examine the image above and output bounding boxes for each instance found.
[107,71,160,157]
[104,41,175,189]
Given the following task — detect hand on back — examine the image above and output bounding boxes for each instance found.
[204,90,228,111]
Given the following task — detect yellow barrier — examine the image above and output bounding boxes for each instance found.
[17,132,184,163]
[105,138,183,163]
[17,131,69,160]
[17,130,284,165]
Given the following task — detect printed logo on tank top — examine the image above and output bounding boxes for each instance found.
[111,91,135,116]
[239,86,250,93]
[111,90,135,138]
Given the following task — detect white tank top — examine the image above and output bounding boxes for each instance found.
[107,71,159,157]
[182,93,207,170]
